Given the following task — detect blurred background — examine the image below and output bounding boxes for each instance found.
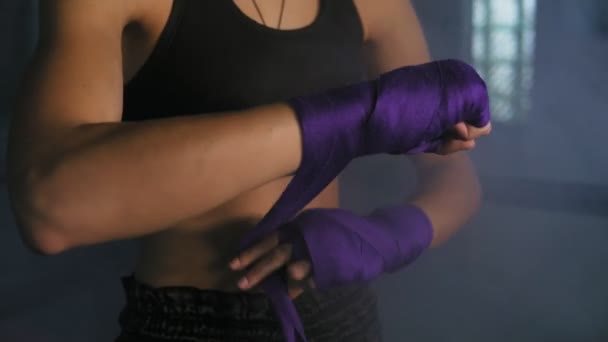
[1,0,607,341]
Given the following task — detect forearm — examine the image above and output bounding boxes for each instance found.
[409,152,482,247]
[16,103,301,251]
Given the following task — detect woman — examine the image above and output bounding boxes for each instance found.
[7,0,491,341]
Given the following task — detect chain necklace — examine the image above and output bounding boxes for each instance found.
[251,0,286,29]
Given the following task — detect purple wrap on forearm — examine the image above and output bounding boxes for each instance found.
[280,205,434,289]
[238,59,490,342]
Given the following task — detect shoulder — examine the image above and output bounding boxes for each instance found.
[353,0,429,73]
[353,0,419,43]
[38,0,134,29]
[38,0,164,42]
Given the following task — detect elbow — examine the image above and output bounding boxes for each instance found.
[19,222,69,256]
[8,166,72,255]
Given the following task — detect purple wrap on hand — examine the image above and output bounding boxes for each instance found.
[238,59,491,342]
[279,205,434,289]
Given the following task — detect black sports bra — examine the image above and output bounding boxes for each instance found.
[122,0,366,121]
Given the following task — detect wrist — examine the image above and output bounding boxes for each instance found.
[286,80,376,161]
[367,204,434,260]
[271,102,304,177]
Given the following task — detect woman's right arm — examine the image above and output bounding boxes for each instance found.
[6,0,302,255]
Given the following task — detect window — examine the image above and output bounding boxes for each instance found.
[472,0,537,123]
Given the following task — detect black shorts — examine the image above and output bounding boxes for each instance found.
[115,274,383,342]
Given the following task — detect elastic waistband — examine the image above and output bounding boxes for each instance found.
[120,274,280,318]
[118,274,380,340]
[118,274,282,340]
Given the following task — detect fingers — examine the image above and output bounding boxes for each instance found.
[436,121,491,155]
[229,233,315,296]
[230,232,280,270]
[238,243,293,290]
[287,279,316,299]
[288,284,305,299]
[465,122,492,139]
[453,122,469,139]
[288,260,311,280]
[453,121,491,140]
[287,261,314,299]
[437,138,476,155]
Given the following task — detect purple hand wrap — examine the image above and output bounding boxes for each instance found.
[278,205,434,288]
[238,59,491,342]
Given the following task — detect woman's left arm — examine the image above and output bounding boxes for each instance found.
[359,0,483,247]
[231,1,491,296]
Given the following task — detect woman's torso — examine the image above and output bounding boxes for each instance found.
[120,0,366,292]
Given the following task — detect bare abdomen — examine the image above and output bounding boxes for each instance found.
[132,176,340,292]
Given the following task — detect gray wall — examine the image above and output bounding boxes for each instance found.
[1,1,607,341]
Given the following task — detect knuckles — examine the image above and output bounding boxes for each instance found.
[272,244,291,262]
